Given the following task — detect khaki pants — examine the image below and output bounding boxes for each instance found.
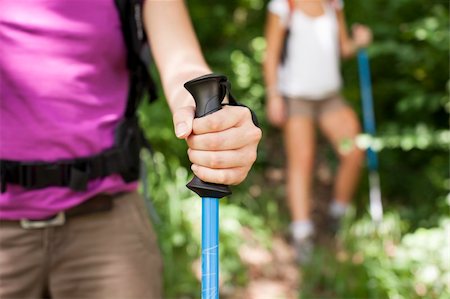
[0,192,162,299]
[284,93,348,119]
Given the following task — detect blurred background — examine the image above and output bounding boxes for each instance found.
[139,0,449,298]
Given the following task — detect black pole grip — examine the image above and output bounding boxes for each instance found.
[184,74,232,199]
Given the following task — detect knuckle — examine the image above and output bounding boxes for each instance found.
[241,106,252,121]
[241,148,256,166]
[248,127,262,143]
[205,117,219,131]
[234,169,248,185]
[207,136,221,150]
[248,150,257,164]
[192,165,201,177]
[217,170,229,185]
[191,119,199,133]
[196,167,208,182]
[254,127,262,140]
[243,167,250,178]
[209,153,222,168]
[186,136,196,149]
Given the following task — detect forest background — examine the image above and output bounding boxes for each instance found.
[139,0,449,298]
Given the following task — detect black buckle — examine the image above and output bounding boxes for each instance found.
[69,162,90,192]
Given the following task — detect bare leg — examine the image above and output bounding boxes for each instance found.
[319,106,365,204]
[283,116,316,221]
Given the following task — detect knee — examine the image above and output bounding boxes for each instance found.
[340,145,365,167]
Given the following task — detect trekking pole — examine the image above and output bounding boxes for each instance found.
[357,49,383,224]
[184,74,232,299]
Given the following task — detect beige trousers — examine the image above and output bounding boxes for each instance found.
[284,93,348,119]
[0,192,162,299]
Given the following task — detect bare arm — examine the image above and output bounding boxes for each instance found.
[142,1,261,185]
[263,11,285,95]
[143,0,210,113]
[336,8,373,58]
[262,11,288,127]
[336,8,355,58]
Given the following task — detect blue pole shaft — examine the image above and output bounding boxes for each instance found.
[357,49,384,223]
[201,197,219,299]
[357,50,378,171]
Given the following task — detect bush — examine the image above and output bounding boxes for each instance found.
[302,211,450,299]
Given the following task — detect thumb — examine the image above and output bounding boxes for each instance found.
[172,106,195,139]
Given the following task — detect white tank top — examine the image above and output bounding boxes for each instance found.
[268,0,342,100]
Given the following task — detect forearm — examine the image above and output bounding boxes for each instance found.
[336,8,356,59]
[263,56,279,96]
[143,0,211,113]
[263,12,284,97]
[341,39,357,58]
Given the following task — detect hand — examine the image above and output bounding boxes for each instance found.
[352,24,373,48]
[266,95,286,128]
[330,0,343,9]
[173,105,262,185]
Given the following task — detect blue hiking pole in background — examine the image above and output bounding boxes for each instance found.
[357,50,383,223]
[184,74,232,299]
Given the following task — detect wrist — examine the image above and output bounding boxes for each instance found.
[267,94,283,103]
[353,40,362,50]
[266,86,280,97]
[165,69,211,113]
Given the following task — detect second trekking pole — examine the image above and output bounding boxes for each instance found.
[184,74,232,299]
[357,49,383,223]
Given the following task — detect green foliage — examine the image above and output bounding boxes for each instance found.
[139,0,449,297]
[185,0,450,222]
[302,211,450,299]
[341,0,449,222]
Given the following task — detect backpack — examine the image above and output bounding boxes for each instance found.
[114,0,158,114]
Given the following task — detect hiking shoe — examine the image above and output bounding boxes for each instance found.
[293,235,314,265]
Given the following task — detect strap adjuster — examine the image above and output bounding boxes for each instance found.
[69,162,90,191]
[20,212,66,229]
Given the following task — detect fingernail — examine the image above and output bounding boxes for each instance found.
[175,122,187,137]
[191,164,198,172]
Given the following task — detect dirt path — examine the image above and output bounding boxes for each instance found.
[223,235,300,299]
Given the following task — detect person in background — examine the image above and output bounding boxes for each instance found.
[0,1,261,298]
[263,0,372,263]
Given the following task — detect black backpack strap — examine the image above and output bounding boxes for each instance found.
[113,0,157,179]
[0,148,129,193]
[280,0,295,65]
[115,0,158,118]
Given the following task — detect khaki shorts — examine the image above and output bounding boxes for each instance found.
[0,192,162,299]
[284,93,348,119]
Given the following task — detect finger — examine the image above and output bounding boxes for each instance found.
[172,105,195,139]
[187,125,259,151]
[191,164,249,185]
[188,147,257,169]
[192,105,250,135]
